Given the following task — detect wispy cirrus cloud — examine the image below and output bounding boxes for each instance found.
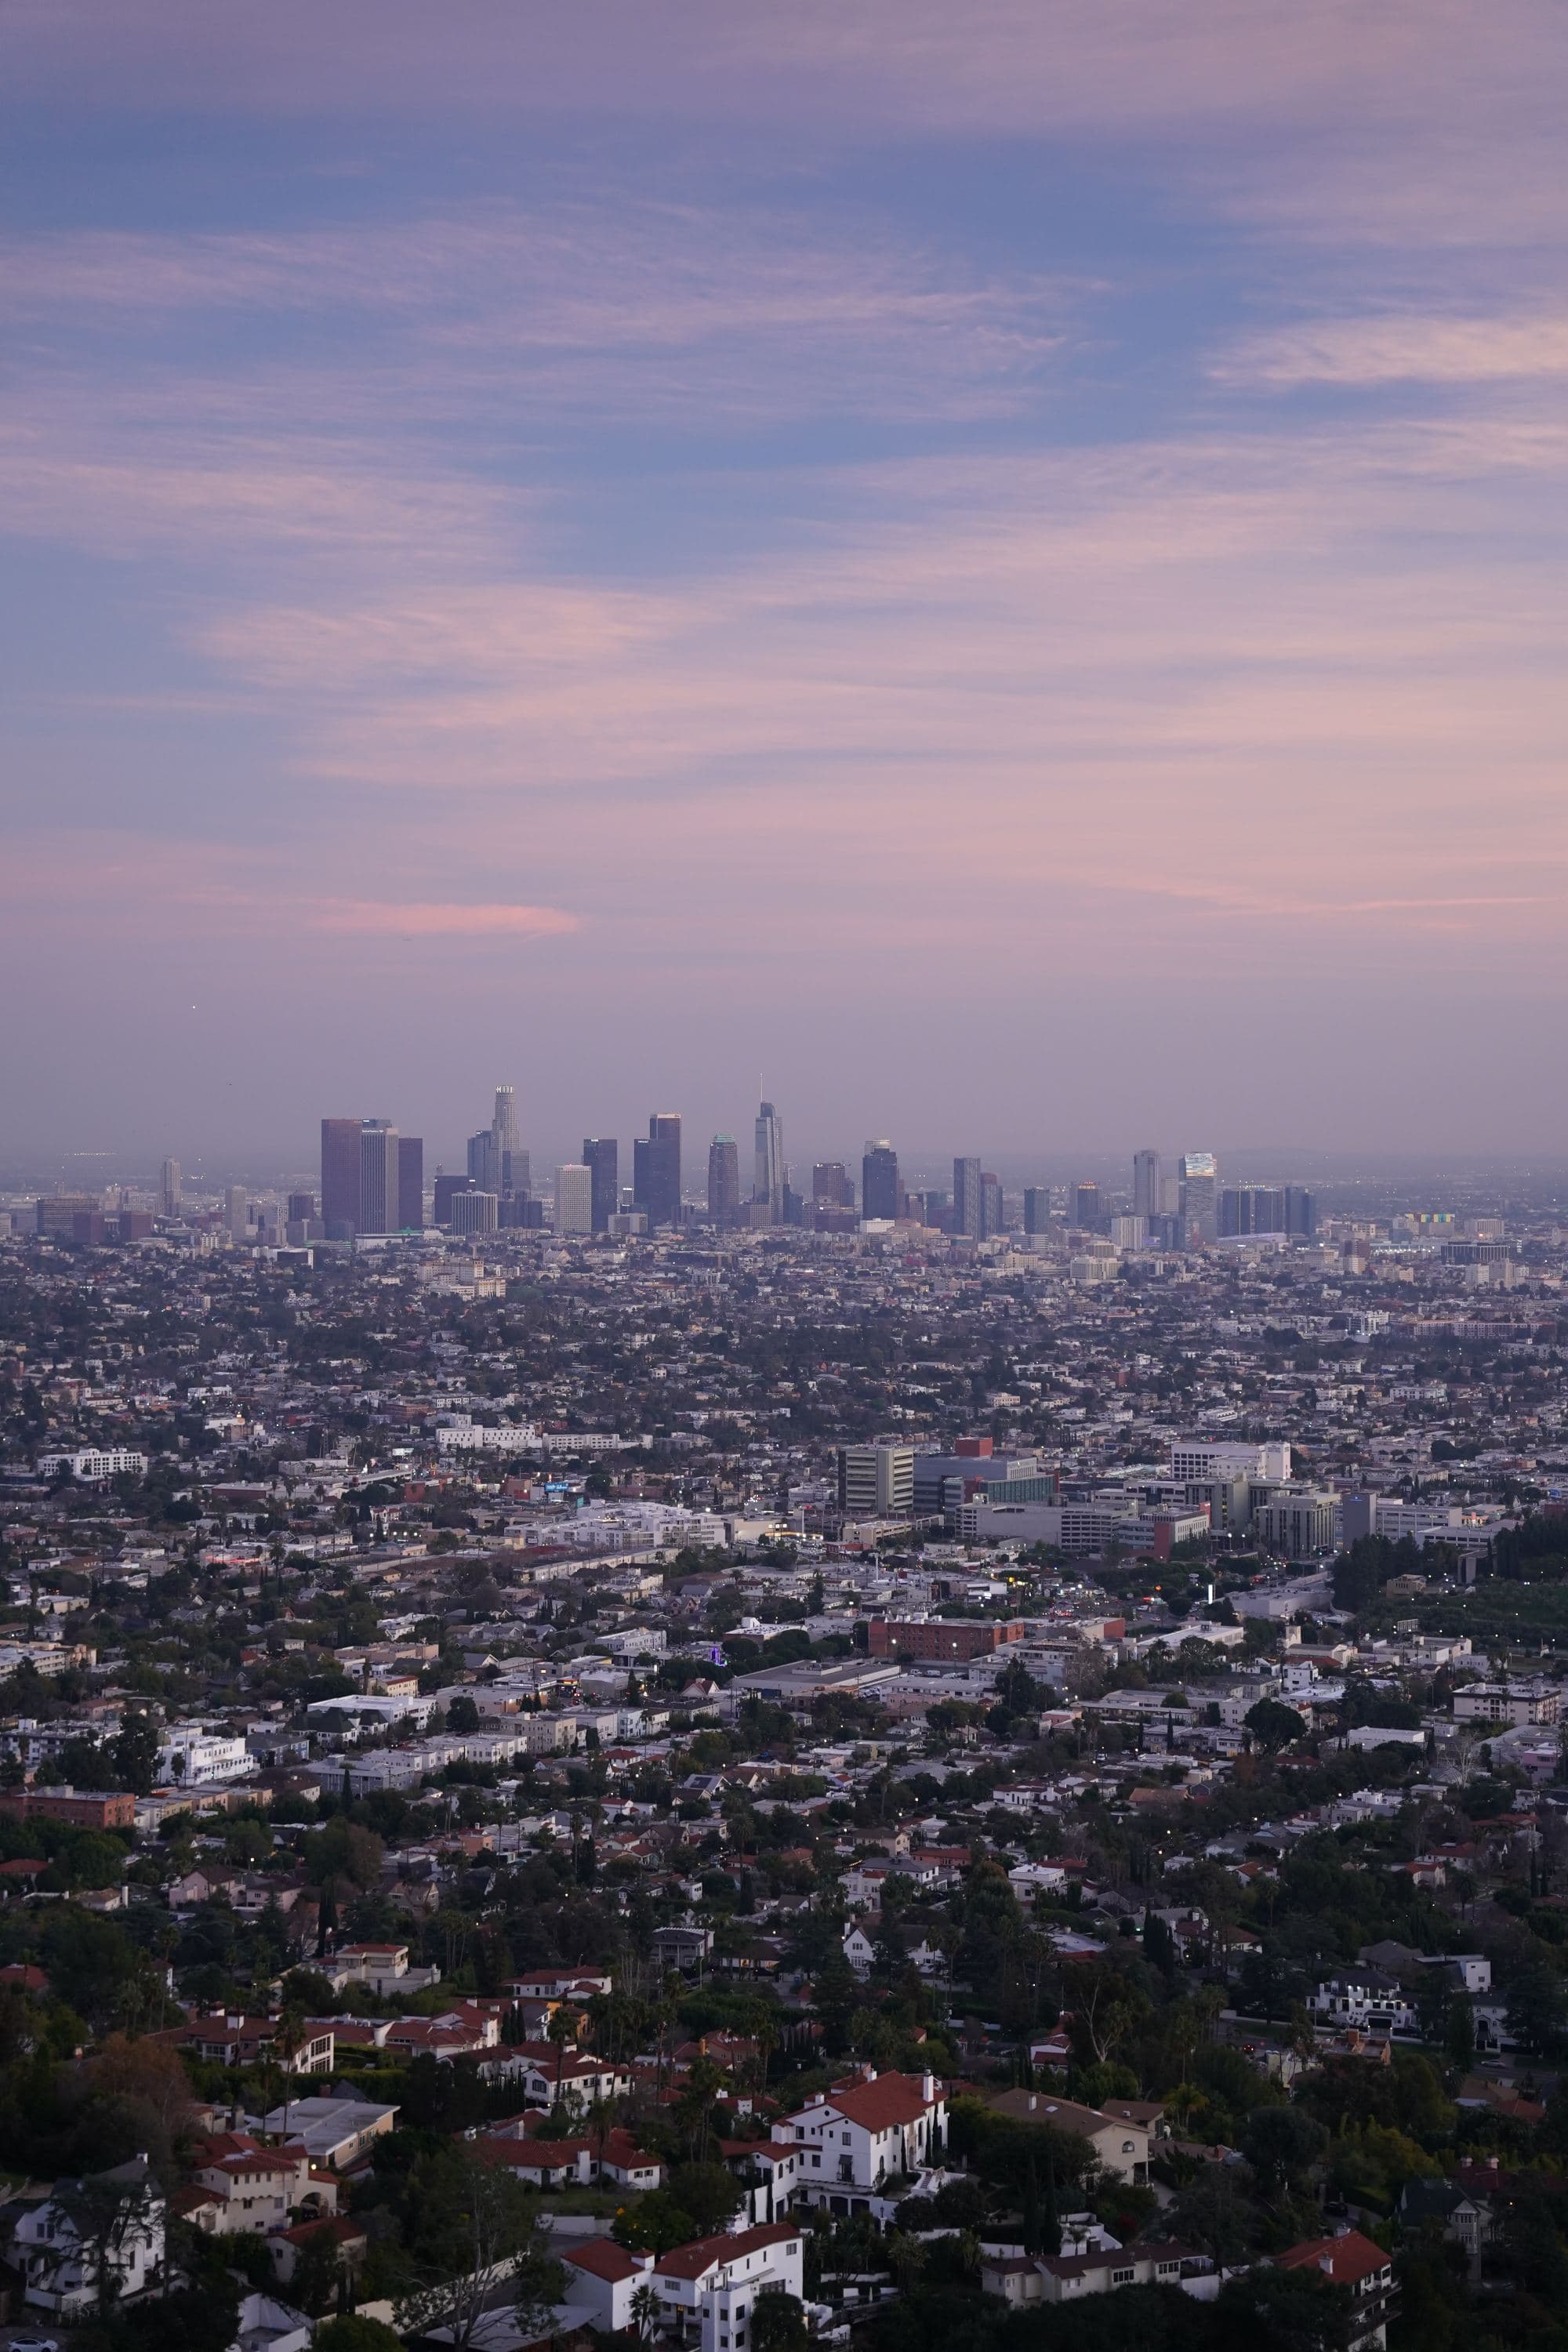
[1218,310,1568,390]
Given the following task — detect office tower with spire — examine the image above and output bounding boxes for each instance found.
[1132,1149,1161,1220]
[321,1116,361,1239]
[160,1158,181,1218]
[753,1098,785,1226]
[358,1119,399,1235]
[862,1140,900,1221]
[491,1084,528,1202]
[708,1134,741,1227]
[583,1138,619,1233]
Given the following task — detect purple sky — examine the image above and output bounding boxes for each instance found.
[5,2,1568,1168]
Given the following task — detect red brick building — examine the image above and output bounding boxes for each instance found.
[866,1618,1025,1661]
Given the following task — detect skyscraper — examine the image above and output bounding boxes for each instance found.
[492,1085,528,1200]
[321,1116,361,1239]
[953,1156,982,1240]
[979,1171,1004,1238]
[358,1120,399,1236]
[1132,1149,1161,1220]
[452,1190,498,1236]
[812,1162,853,1208]
[753,1099,785,1226]
[224,1185,249,1240]
[583,1138,619,1234]
[708,1134,741,1227]
[160,1158,181,1218]
[862,1141,900,1221]
[1073,1181,1101,1231]
[555,1163,593,1236]
[1178,1150,1218,1246]
[467,1127,500,1195]
[1023,1186,1051,1235]
[637,1113,681,1228]
[397,1136,424,1232]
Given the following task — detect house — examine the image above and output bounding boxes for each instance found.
[266,2215,367,2292]
[1276,2230,1395,2352]
[12,2158,165,2313]
[775,2071,946,2209]
[1398,2177,1498,2278]
[982,2246,1210,2306]
[328,1943,442,1997]
[982,2089,1153,2185]
[842,1927,876,1976]
[720,2140,804,2227]
[597,2129,664,2191]
[257,2096,399,2171]
[1308,1972,1418,2037]
[652,2221,804,2352]
[514,2049,633,2114]
[232,2289,313,2352]
[191,2136,325,2234]
[561,2239,656,2332]
[481,2132,593,2190]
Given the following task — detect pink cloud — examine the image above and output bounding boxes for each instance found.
[303,900,578,937]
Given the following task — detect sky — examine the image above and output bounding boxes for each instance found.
[5,0,1568,1172]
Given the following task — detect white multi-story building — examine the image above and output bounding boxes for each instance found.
[775,2071,946,2205]
[14,2161,165,2312]
[554,1163,593,1236]
[436,1418,543,1454]
[35,1448,148,1481]
[1168,1439,1291,1483]
[1454,1682,1560,1728]
[158,1726,252,1786]
[652,2221,804,2352]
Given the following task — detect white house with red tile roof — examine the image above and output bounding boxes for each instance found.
[561,2239,655,2332]
[652,2221,804,2352]
[774,2070,945,2207]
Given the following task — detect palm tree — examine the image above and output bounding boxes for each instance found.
[630,2281,660,2342]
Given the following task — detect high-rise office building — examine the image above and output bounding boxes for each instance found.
[1219,1185,1287,1238]
[287,1192,315,1224]
[1286,1185,1318,1240]
[491,1085,528,1201]
[635,1113,681,1228]
[980,1171,1004,1238]
[433,1173,474,1228]
[837,1443,916,1517]
[452,1189,498,1236]
[1023,1186,1051,1235]
[583,1138,619,1234]
[862,1140,900,1222]
[1132,1149,1161,1220]
[321,1117,361,1239]
[160,1158,181,1218]
[224,1185,249,1240]
[708,1134,741,1227]
[953,1156,982,1240]
[753,1099,785,1226]
[358,1120,399,1236]
[813,1162,852,1207]
[554,1163,593,1236]
[1073,1181,1101,1231]
[397,1137,424,1232]
[1178,1151,1219,1246]
[467,1127,500,1195]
